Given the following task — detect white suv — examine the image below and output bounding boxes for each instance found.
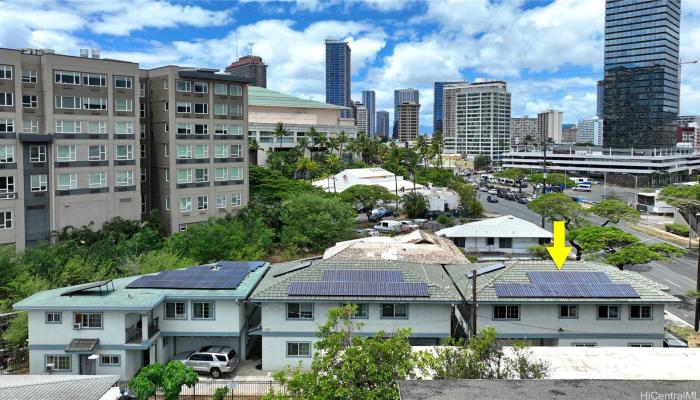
[175,346,239,378]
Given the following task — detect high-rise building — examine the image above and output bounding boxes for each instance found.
[577,117,603,146]
[442,81,511,159]
[510,116,538,145]
[537,110,563,143]
[0,48,142,250]
[397,102,420,142]
[325,39,351,119]
[394,88,419,138]
[562,126,578,144]
[376,111,390,137]
[354,101,368,135]
[224,55,267,88]
[603,0,680,149]
[596,80,604,119]
[434,81,465,133]
[361,90,375,137]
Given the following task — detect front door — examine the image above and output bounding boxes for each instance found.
[79,355,96,375]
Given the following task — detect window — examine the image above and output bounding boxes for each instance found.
[176,80,191,92]
[194,145,208,159]
[82,97,107,110]
[194,82,208,93]
[139,80,145,97]
[629,343,653,348]
[0,176,14,194]
[100,355,120,366]
[194,124,208,135]
[630,305,652,320]
[87,121,106,134]
[45,355,71,371]
[215,124,228,135]
[164,101,169,111]
[45,312,62,324]
[286,342,311,357]
[597,305,620,320]
[57,174,77,190]
[195,168,208,183]
[486,237,495,246]
[216,194,226,209]
[74,312,102,328]
[115,99,133,112]
[197,195,208,210]
[23,119,39,133]
[140,102,145,118]
[116,144,134,160]
[28,145,44,162]
[140,144,146,159]
[89,172,107,188]
[229,124,242,135]
[229,104,243,116]
[176,102,191,113]
[498,238,512,249]
[192,301,214,319]
[0,145,15,163]
[0,119,13,132]
[215,167,228,181]
[0,92,13,106]
[229,84,242,96]
[140,168,146,182]
[0,65,12,80]
[343,303,368,318]
[55,120,81,134]
[114,75,133,89]
[215,145,227,158]
[30,175,47,192]
[165,194,170,211]
[163,144,170,158]
[287,303,313,319]
[163,78,169,89]
[180,196,192,212]
[572,343,597,348]
[22,95,38,108]
[82,73,106,87]
[164,301,187,319]
[177,145,192,159]
[231,192,241,207]
[194,103,208,114]
[55,70,80,85]
[54,96,80,109]
[115,121,134,134]
[214,83,227,95]
[559,305,578,319]
[493,305,519,320]
[56,145,76,162]
[88,145,107,161]
[0,211,12,229]
[141,194,147,213]
[214,104,227,115]
[140,124,146,139]
[21,69,37,83]
[115,171,133,186]
[229,167,242,180]
[230,144,242,158]
[381,303,408,318]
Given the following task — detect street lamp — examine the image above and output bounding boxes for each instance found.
[618,172,638,208]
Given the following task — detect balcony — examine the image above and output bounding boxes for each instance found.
[125,321,160,344]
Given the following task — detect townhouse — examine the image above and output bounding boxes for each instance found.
[13,261,268,379]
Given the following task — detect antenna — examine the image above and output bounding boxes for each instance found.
[235,37,238,59]
[248,42,254,55]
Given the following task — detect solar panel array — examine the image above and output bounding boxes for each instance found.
[466,263,506,279]
[493,271,638,298]
[127,261,264,290]
[288,268,429,297]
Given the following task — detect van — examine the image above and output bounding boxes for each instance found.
[572,177,591,184]
[573,183,592,192]
[373,220,402,232]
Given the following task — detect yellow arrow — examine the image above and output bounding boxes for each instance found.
[546,221,572,269]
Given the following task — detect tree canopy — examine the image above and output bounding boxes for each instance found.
[129,361,198,400]
[659,184,700,216]
[527,173,575,188]
[340,184,398,217]
[402,191,428,219]
[589,198,640,225]
[527,193,586,227]
[474,154,491,170]
[495,168,528,180]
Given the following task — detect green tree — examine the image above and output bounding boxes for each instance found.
[496,168,528,192]
[414,134,430,170]
[339,184,398,219]
[264,305,421,400]
[528,193,587,258]
[474,154,491,171]
[589,198,640,226]
[430,131,445,168]
[129,361,199,400]
[130,250,197,275]
[280,193,356,253]
[659,184,700,217]
[59,256,97,286]
[450,181,484,218]
[3,312,28,347]
[402,191,428,218]
[527,172,575,188]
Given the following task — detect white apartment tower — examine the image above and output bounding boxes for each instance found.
[577,117,603,146]
[537,109,563,143]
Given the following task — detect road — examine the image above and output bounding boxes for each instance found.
[476,188,697,325]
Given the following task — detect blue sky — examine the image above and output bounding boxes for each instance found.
[3,0,700,133]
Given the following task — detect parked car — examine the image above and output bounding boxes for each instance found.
[480,186,489,192]
[504,192,516,201]
[399,220,419,230]
[488,188,498,195]
[425,210,442,220]
[517,196,529,204]
[175,346,239,378]
[374,220,403,232]
[487,195,498,203]
[368,209,394,222]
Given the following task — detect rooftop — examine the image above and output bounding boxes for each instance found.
[437,215,553,239]
[248,86,344,109]
[0,375,120,400]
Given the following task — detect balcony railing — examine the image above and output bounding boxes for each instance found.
[125,322,160,344]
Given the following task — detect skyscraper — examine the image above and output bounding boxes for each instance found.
[510,116,538,145]
[394,89,419,138]
[376,111,390,137]
[577,117,604,146]
[596,80,604,119]
[224,55,267,88]
[354,101,368,135]
[434,81,465,133]
[603,0,680,149]
[397,102,420,142]
[537,110,563,143]
[325,39,351,118]
[361,90,376,137]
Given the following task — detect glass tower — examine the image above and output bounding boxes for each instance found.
[603,0,680,149]
[393,89,419,138]
[362,90,376,137]
[434,81,464,133]
[325,39,351,119]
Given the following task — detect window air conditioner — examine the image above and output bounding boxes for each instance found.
[73,323,81,330]
[45,363,54,372]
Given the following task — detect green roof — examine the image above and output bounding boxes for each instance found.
[13,263,269,311]
[248,86,345,110]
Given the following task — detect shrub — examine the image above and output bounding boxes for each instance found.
[665,223,690,237]
[437,213,453,227]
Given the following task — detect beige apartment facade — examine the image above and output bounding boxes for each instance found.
[397,102,420,142]
[0,48,141,250]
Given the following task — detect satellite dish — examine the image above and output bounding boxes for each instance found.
[88,354,99,360]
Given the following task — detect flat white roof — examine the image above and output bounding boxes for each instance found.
[437,215,553,239]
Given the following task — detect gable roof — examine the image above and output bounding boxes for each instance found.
[248,86,345,109]
[437,215,553,239]
[251,260,461,303]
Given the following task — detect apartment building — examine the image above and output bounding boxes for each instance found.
[510,116,537,146]
[538,109,563,143]
[0,48,141,250]
[142,67,249,234]
[397,102,420,142]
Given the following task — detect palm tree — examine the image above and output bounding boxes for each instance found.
[295,157,318,181]
[272,122,287,152]
[430,130,444,169]
[325,154,342,193]
[316,133,328,156]
[383,141,404,210]
[296,137,310,157]
[307,127,320,156]
[327,137,340,155]
[337,131,348,158]
[414,135,429,170]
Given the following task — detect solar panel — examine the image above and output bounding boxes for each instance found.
[466,263,506,279]
[61,280,113,296]
[272,261,313,278]
[126,262,262,290]
[323,269,403,282]
[288,281,429,297]
[526,271,612,284]
[494,282,639,298]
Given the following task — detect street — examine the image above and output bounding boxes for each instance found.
[476,186,697,325]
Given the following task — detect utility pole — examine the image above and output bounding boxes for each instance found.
[471,270,477,336]
[541,137,548,228]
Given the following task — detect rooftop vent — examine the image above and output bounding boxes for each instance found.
[80,49,88,58]
[91,48,100,59]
